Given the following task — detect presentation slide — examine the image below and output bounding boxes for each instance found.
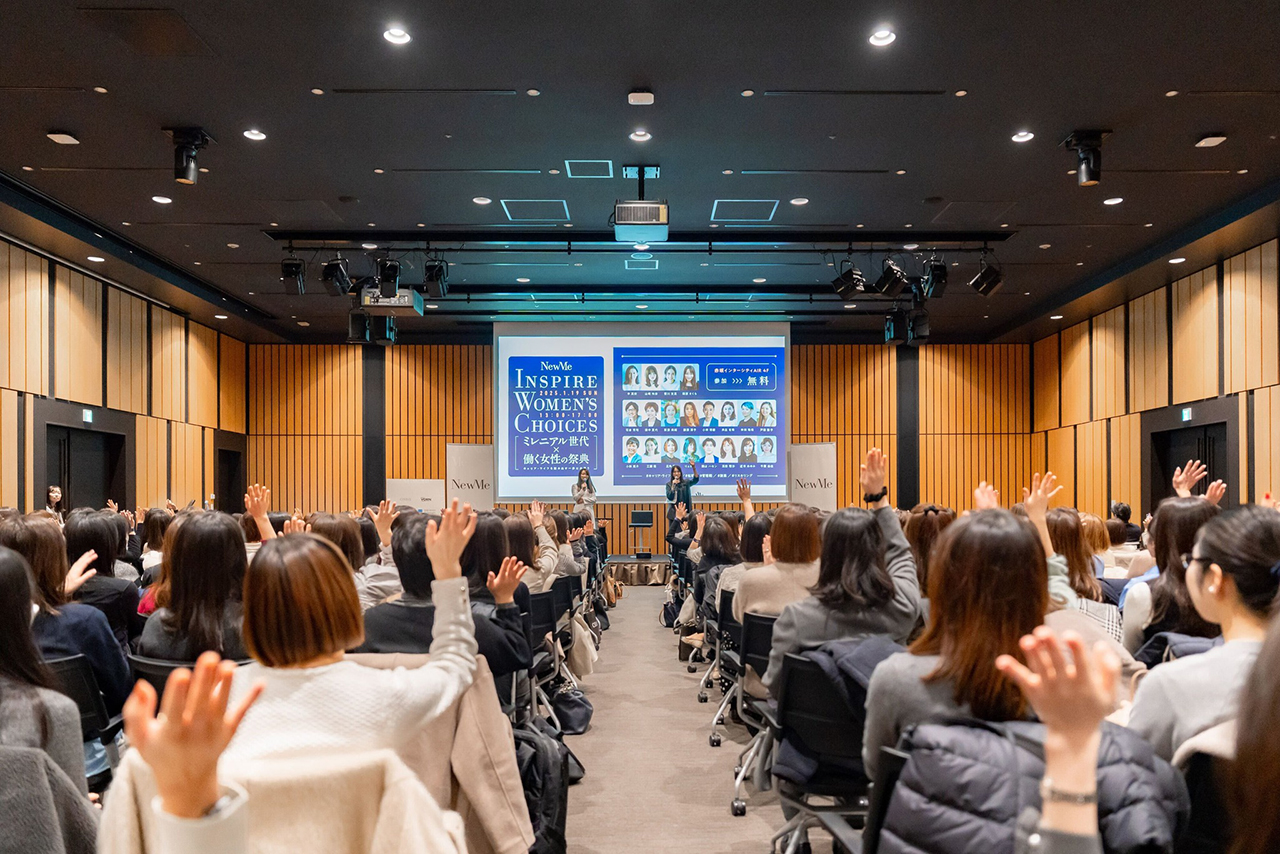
[495,322,790,502]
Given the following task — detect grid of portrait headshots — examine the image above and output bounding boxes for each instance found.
[620,398,779,430]
[619,434,779,466]
[621,362,703,393]
[618,394,780,467]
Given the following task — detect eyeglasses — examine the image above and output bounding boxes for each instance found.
[1180,553,1206,571]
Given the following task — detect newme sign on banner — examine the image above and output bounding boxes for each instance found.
[788,443,838,511]
[446,444,495,510]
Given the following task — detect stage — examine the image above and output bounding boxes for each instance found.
[604,554,674,586]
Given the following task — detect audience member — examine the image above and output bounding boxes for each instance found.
[713,512,772,606]
[507,507,557,593]
[1047,507,1103,602]
[903,503,955,591]
[1111,501,1141,544]
[64,509,144,651]
[693,514,740,614]
[139,508,172,582]
[1079,512,1111,576]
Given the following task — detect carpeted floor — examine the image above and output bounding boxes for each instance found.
[564,586,836,853]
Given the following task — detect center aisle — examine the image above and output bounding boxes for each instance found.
[565,586,833,853]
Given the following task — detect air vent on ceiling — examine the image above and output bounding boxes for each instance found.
[625,259,659,270]
[500,200,570,221]
[564,160,614,178]
[931,201,1017,225]
[711,200,779,222]
[330,88,517,96]
[761,89,947,97]
[79,8,213,56]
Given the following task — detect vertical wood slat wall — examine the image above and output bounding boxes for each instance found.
[0,241,50,397]
[105,288,148,414]
[246,345,364,512]
[385,345,492,481]
[53,267,103,406]
[1172,267,1220,405]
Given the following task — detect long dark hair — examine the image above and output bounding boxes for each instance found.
[64,510,119,577]
[160,513,247,654]
[698,516,740,566]
[1231,619,1280,854]
[904,504,955,590]
[1046,507,1102,601]
[45,486,62,512]
[576,468,595,493]
[1149,497,1221,637]
[0,516,69,614]
[0,546,55,747]
[811,508,894,610]
[739,514,772,563]
[911,510,1048,720]
[503,514,537,567]
[461,514,510,598]
[670,465,683,483]
[1194,505,1280,620]
[143,508,172,552]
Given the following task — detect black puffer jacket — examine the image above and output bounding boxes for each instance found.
[877,719,1189,854]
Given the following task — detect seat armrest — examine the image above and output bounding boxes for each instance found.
[816,814,863,852]
[99,714,125,745]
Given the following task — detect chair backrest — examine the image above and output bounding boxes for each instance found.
[718,588,741,647]
[863,747,910,854]
[520,610,535,647]
[775,652,864,761]
[45,654,110,739]
[549,576,573,619]
[1177,752,1233,854]
[128,654,193,704]
[570,573,584,603]
[740,612,776,677]
[529,591,557,640]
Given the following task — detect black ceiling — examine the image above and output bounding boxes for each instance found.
[1,1,1279,343]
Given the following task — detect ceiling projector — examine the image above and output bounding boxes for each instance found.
[614,200,668,242]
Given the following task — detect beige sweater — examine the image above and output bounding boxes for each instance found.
[732,559,820,696]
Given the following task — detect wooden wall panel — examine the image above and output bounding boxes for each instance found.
[1060,321,1091,426]
[247,345,363,512]
[53,267,103,405]
[1110,413,1142,518]
[150,308,187,422]
[1172,267,1220,404]
[1253,386,1280,503]
[1074,420,1108,517]
[1091,307,1126,419]
[0,242,50,396]
[1224,239,1279,393]
[1128,288,1169,412]
[1046,426,1075,508]
[219,334,246,433]
[1238,392,1250,505]
[169,421,205,505]
[0,389,17,507]
[188,323,219,428]
[105,288,148,414]
[1033,334,1060,431]
[136,415,168,508]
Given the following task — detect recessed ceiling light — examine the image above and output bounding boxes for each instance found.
[1050,315,1064,320]
[903,243,919,250]
[47,132,79,145]
[856,223,864,228]
[983,314,989,319]
[526,88,541,96]
[1067,169,1077,175]
[426,304,438,309]
[954,89,968,97]
[753,277,767,283]
[635,304,648,309]
[193,261,201,265]
[93,86,108,94]
[844,303,856,309]
[242,129,266,141]
[1237,168,1249,174]
[700,263,709,267]
[1169,257,1187,264]
[1196,134,1227,148]
[473,196,492,205]
[21,166,33,172]
[297,321,310,327]
[564,223,573,227]
[573,263,583,267]
[373,168,384,174]
[311,88,325,95]
[1011,131,1034,143]
[1000,222,1010,228]
[1039,243,1051,249]
[198,167,209,173]
[269,221,278,227]
[362,243,377,250]
[516,277,530,283]
[121,221,131,226]
[87,256,104,263]
[1165,90,1179,97]
[634,243,650,250]
[152,195,172,204]
[214,314,228,320]
[741,89,755,97]
[869,27,896,46]
[1025,292,1031,296]
[710,223,719,227]
[790,197,809,205]
[417,223,426,227]
[383,27,411,44]
[226,242,239,249]
[904,223,913,228]
[722,169,734,175]
[1103,196,1123,205]
[247,291,254,295]
[629,129,652,142]
[366,222,376,227]
[549,168,560,174]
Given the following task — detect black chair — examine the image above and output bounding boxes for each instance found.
[1175,752,1233,854]
[817,746,909,854]
[128,654,192,704]
[550,575,574,624]
[725,612,777,815]
[695,587,735,691]
[767,652,872,853]
[528,591,565,726]
[46,654,124,770]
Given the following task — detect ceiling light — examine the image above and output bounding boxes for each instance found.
[21,166,33,172]
[517,277,530,283]
[1237,168,1249,174]
[634,243,650,250]
[152,195,172,204]
[548,168,560,174]
[226,243,239,249]
[574,263,583,267]
[1196,134,1227,148]
[753,277,767,283]
[790,197,809,205]
[383,27,411,44]
[426,304,438,309]
[281,258,305,294]
[417,223,426,227]
[362,243,377,250]
[710,223,719,227]
[869,27,896,46]
[1064,129,1106,186]
[269,221,278,226]
[121,221,131,225]
[723,169,733,174]
[903,243,919,250]
[214,314,228,320]
[1103,196,1123,205]
[1144,223,1153,227]
[87,256,104,263]
[47,132,79,145]
[1169,257,1187,264]
[373,168,384,174]
[1165,90,1179,97]
[904,223,913,228]
[1076,262,1084,266]
[844,303,857,309]
[311,88,324,95]
[921,258,947,298]
[868,259,908,296]
[367,222,376,227]
[954,89,968,97]
[1011,131,1034,143]
[635,304,648,309]
[1050,315,1064,320]
[1039,243,1051,249]
[856,223,864,228]
[700,263,709,267]
[93,86,108,94]
[967,257,1004,296]
[741,89,755,97]
[473,196,492,205]
[199,167,209,173]
[631,253,653,260]
[243,129,266,141]
[895,169,906,175]
[630,129,652,142]
[297,321,310,327]
[564,223,573,227]
[193,261,201,265]
[527,88,541,96]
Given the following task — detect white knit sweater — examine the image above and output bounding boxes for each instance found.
[224,578,477,761]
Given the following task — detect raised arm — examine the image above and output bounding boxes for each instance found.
[244,484,276,541]
[737,478,755,522]
[1023,472,1062,559]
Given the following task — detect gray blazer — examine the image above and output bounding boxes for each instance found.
[0,678,87,795]
[761,506,922,691]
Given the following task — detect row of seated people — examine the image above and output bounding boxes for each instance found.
[0,486,611,853]
[667,449,1276,854]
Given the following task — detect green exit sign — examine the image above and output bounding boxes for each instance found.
[1181,407,1193,422]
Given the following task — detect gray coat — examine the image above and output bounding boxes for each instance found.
[0,746,97,854]
[0,680,86,795]
[761,507,921,691]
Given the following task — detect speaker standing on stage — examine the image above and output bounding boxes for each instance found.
[666,462,699,521]
[572,468,597,520]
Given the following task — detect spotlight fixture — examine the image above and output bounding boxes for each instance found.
[321,256,354,296]
[242,129,266,141]
[1011,131,1034,143]
[281,258,305,295]
[907,309,930,345]
[377,259,401,298]
[869,27,896,46]
[629,129,652,142]
[383,27,411,44]
[867,258,908,296]
[831,263,866,300]
[1062,129,1109,187]
[921,258,948,299]
[165,127,213,185]
[884,309,908,344]
[967,254,1004,296]
[348,311,370,343]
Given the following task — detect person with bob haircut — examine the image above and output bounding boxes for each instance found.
[65,509,144,652]
[311,504,403,610]
[763,448,922,691]
[1127,504,1280,762]
[862,473,1060,777]
[1046,507,1103,602]
[903,503,955,591]
[224,499,479,761]
[505,507,558,593]
[138,512,249,662]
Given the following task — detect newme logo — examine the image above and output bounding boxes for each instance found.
[794,478,833,490]
[451,478,491,490]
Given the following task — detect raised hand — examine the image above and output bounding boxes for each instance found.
[860,447,888,502]
[528,499,545,528]
[973,481,1001,511]
[122,652,264,819]
[567,526,585,543]
[1173,459,1208,497]
[121,509,135,530]
[761,534,773,565]
[165,498,177,514]
[282,515,310,535]
[1023,472,1062,521]
[583,517,595,536]
[244,483,271,517]
[486,556,529,605]
[106,499,118,513]
[693,509,706,537]
[1205,479,1227,506]
[424,498,476,580]
[373,499,400,547]
[736,478,752,502]
[64,550,97,596]
[996,627,1120,746]
[674,501,687,521]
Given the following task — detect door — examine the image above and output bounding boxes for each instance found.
[1151,422,1229,507]
[216,448,245,512]
[47,426,123,511]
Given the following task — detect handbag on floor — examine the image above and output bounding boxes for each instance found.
[514,723,570,854]
[550,683,594,735]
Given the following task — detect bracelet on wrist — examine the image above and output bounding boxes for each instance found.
[863,487,888,504]
[1040,778,1098,805]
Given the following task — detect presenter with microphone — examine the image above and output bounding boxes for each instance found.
[572,468,597,520]
[665,461,699,523]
